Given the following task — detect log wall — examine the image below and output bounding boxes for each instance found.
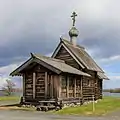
[60,74,82,99]
[23,64,60,101]
[82,70,102,100]
[24,72,33,99]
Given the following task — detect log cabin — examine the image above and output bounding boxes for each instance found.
[10,12,109,110]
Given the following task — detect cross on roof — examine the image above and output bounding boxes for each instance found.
[71,11,77,26]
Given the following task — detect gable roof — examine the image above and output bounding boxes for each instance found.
[10,53,91,77]
[52,38,109,80]
[52,38,103,72]
[62,39,104,72]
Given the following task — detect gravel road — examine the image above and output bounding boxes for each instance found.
[0,109,119,120]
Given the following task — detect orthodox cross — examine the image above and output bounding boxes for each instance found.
[71,11,77,26]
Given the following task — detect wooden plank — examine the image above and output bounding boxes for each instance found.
[33,72,36,99]
[74,78,76,98]
[45,72,47,98]
[67,76,69,98]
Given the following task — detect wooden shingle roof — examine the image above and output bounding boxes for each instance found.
[97,72,109,80]
[52,38,109,80]
[62,39,104,72]
[10,53,91,77]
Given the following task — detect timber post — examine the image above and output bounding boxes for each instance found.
[59,76,61,98]
[45,72,47,99]
[74,78,76,98]
[50,75,53,99]
[81,76,83,104]
[33,72,36,99]
[67,76,69,98]
[23,73,25,97]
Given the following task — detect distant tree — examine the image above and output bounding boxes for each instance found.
[2,79,15,96]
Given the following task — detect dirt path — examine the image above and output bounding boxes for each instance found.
[0,109,119,120]
[104,109,120,120]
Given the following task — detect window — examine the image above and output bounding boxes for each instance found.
[61,76,67,98]
[62,76,67,89]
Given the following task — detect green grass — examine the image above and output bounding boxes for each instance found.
[54,97,120,116]
[1,96,120,116]
[0,96,20,101]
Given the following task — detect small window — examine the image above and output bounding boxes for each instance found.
[61,76,67,89]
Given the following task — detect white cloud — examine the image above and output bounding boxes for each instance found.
[108,73,120,80]
[98,55,120,63]
[0,62,22,88]
[0,64,18,75]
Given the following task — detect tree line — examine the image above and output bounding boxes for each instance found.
[103,88,120,93]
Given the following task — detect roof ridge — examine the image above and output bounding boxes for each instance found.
[61,38,85,49]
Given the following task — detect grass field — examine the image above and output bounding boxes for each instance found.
[0,96,20,101]
[54,97,120,116]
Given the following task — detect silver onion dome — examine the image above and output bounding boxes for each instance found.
[69,26,79,37]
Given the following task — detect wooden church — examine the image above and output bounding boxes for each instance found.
[10,12,109,110]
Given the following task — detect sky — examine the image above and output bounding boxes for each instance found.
[0,0,120,89]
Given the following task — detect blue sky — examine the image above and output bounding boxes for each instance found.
[0,0,120,89]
